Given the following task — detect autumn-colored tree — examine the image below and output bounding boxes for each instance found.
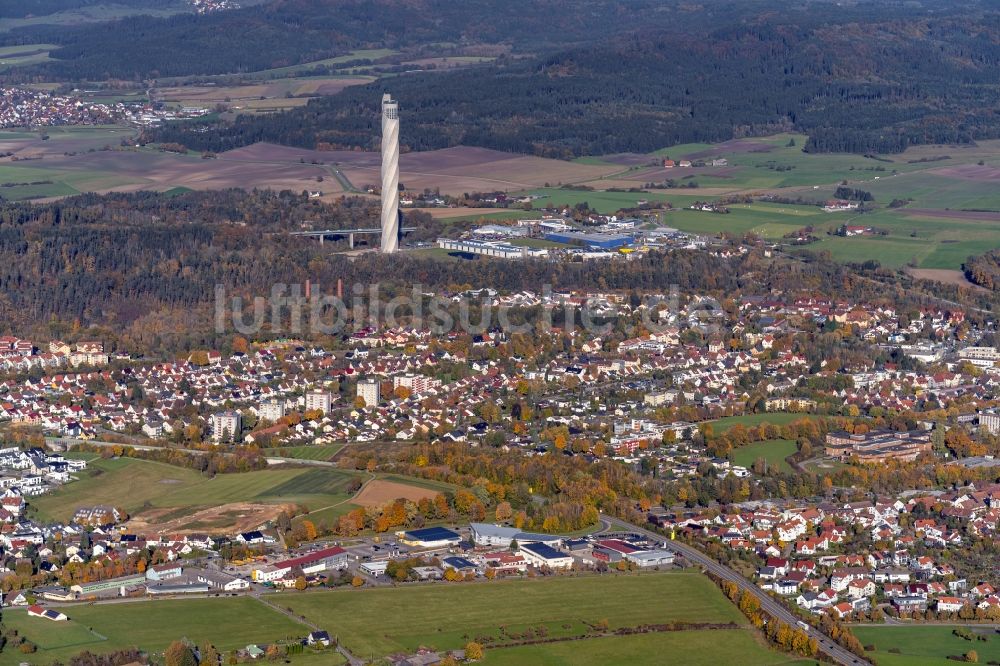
[165,640,198,666]
[351,575,364,587]
[232,336,249,354]
[294,576,307,591]
[465,641,484,661]
[494,501,513,522]
[201,642,221,666]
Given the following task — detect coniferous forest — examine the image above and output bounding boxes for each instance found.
[136,2,1000,157]
[2,1,998,156]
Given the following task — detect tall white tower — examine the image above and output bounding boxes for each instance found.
[380,93,400,254]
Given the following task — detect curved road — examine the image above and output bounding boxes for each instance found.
[601,514,871,666]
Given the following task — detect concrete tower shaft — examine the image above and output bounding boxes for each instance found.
[380,93,400,254]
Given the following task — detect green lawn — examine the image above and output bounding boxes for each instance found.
[853,625,1000,666]
[709,413,816,432]
[29,457,361,524]
[481,629,815,666]
[281,572,746,658]
[730,439,797,474]
[0,598,309,665]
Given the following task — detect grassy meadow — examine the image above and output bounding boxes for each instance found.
[853,625,1000,666]
[281,572,745,658]
[480,629,816,666]
[0,598,310,666]
[730,439,798,474]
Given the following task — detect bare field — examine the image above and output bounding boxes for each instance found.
[353,480,439,507]
[157,77,374,108]
[928,164,1000,181]
[41,150,340,194]
[127,501,296,535]
[905,267,988,291]
[416,207,510,218]
[219,144,622,195]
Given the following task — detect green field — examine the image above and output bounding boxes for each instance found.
[29,457,361,525]
[263,445,344,461]
[709,412,816,432]
[281,572,746,658]
[481,629,814,666]
[0,598,309,665]
[0,43,58,70]
[546,134,1000,269]
[730,439,798,474]
[853,625,1000,666]
[0,127,147,200]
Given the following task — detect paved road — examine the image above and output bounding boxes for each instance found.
[601,514,871,666]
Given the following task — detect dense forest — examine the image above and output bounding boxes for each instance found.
[138,2,1000,156]
[0,0,688,80]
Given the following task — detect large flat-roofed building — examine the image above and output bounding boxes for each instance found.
[627,549,675,568]
[71,574,147,597]
[197,570,250,591]
[959,346,1000,368]
[543,231,632,250]
[252,546,349,582]
[825,429,932,463]
[400,526,462,548]
[437,238,544,259]
[469,522,563,548]
[519,542,574,569]
[471,224,528,238]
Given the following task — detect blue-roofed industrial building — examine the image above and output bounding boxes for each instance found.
[400,526,463,548]
[442,556,479,573]
[519,542,574,569]
[543,231,632,250]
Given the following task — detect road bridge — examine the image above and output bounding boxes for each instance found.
[291,227,417,249]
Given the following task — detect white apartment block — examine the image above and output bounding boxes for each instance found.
[210,411,242,442]
[304,391,333,414]
[357,379,381,408]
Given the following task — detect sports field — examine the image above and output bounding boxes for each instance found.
[730,439,798,474]
[480,629,815,666]
[853,625,1000,666]
[0,597,309,665]
[282,572,745,658]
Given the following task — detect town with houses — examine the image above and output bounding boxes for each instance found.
[0,279,997,655]
[0,87,211,131]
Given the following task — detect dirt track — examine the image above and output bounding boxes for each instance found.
[126,501,297,535]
